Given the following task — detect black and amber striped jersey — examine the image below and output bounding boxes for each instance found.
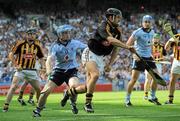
[171,34,180,60]
[88,20,121,56]
[152,43,166,61]
[11,39,44,69]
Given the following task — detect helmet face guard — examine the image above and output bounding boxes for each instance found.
[26,28,37,40]
[26,28,37,35]
[105,8,122,27]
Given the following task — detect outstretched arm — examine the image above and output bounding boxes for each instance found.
[105,47,119,72]
[46,55,55,75]
[107,36,129,49]
[126,34,135,46]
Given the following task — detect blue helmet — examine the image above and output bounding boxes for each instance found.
[56,24,75,35]
[142,15,153,22]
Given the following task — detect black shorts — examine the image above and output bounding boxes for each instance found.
[132,57,156,72]
[49,68,78,86]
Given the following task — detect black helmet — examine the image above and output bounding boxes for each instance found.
[105,8,122,18]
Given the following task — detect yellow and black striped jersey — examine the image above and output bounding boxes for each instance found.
[171,34,180,60]
[11,39,44,69]
[152,43,166,61]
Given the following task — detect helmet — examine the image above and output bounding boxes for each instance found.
[153,33,161,39]
[26,28,37,34]
[105,8,122,17]
[142,15,153,22]
[56,24,75,35]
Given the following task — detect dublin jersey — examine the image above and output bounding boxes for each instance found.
[49,39,87,70]
[132,28,154,57]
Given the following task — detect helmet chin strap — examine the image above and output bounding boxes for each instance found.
[112,15,115,22]
[107,15,119,27]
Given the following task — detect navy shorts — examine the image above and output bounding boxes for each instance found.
[49,68,78,86]
[132,57,156,72]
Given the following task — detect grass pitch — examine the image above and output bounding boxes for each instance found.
[0,90,180,121]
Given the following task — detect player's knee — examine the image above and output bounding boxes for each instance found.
[151,80,158,85]
[11,84,18,91]
[40,87,51,96]
[85,85,87,92]
[91,72,100,81]
[40,91,49,97]
[34,87,41,93]
[170,76,177,83]
[69,77,80,88]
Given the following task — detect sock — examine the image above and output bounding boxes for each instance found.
[36,106,43,113]
[169,95,174,102]
[145,92,148,96]
[70,95,77,104]
[18,91,24,99]
[125,93,131,102]
[29,92,34,100]
[150,90,156,99]
[85,93,93,104]
[3,103,9,110]
[68,87,77,97]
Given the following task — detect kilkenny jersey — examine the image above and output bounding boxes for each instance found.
[152,44,166,61]
[171,34,180,60]
[11,39,44,69]
[88,20,121,56]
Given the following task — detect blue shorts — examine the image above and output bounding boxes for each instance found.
[132,57,156,72]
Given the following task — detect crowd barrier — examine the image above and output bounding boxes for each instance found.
[0,83,112,95]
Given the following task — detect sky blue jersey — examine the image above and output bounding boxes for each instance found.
[132,28,154,57]
[49,39,87,70]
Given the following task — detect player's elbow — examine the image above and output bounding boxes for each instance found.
[8,52,14,61]
[126,37,134,46]
[107,36,115,43]
[164,43,171,51]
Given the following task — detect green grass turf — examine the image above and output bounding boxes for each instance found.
[0,90,180,121]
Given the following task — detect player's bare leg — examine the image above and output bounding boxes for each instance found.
[33,81,57,117]
[62,61,99,113]
[29,79,41,102]
[165,74,179,104]
[125,70,140,107]
[17,81,28,106]
[28,88,35,105]
[69,77,79,114]
[148,69,161,105]
[83,61,99,113]
[61,77,80,114]
[144,71,151,100]
[3,77,20,112]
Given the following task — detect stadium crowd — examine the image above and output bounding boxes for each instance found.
[0,8,180,89]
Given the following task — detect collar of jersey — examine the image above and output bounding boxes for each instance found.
[57,39,70,46]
